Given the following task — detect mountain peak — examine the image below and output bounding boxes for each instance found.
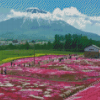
[26,7,47,14]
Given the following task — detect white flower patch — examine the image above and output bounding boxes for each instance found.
[59,94,65,97]
[5,83,14,87]
[16,85,21,88]
[20,89,27,91]
[64,90,71,95]
[15,65,17,67]
[71,85,84,90]
[33,89,42,92]
[17,68,23,71]
[0,93,4,96]
[73,96,82,99]
[46,89,53,92]
[17,60,22,62]
[29,95,44,99]
[20,89,35,91]
[11,88,15,91]
[44,91,50,95]
[0,83,14,87]
[82,70,94,72]
[39,84,45,87]
[44,95,52,97]
[33,83,38,87]
[39,83,47,87]
[74,60,80,62]
[0,82,3,86]
[23,83,30,86]
[64,86,72,89]
[4,81,9,83]
[66,96,82,100]
[63,66,74,70]
[29,89,35,91]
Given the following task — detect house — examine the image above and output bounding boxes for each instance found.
[84,45,100,58]
[0,41,6,45]
[19,40,27,45]
[7,41,13,45]
[35,41,48,45]
[12,40,19,45]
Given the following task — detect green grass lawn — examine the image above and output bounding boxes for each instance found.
[0,49,83,64]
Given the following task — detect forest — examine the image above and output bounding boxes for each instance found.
[0,34,100,52]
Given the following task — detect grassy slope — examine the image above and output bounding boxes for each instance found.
[0,49,83,64]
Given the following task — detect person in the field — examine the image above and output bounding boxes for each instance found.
[24,64,25,67]
[1,67,3,74]
[76,57,78,60]
[29,63,30,67]
[11,61,13,67]
[69,54,72,59]
[4,67,7,75]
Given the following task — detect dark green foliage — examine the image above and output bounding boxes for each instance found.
[7,43,16,50]
[24,42,30,50]
[64,34,72,50]
[53,34,63,50]
[0,33,100,52]
[53,34,100,52]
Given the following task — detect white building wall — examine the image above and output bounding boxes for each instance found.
[84,46,99,52]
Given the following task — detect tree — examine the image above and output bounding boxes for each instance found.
[47,41,53,49]
[24,42,30,50]
[53,34,61,50]
[64,33,72,50]
[8,43,15,50]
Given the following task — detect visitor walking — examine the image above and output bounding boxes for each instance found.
[1,67,3,74]
[4,67,7,75]
[59,58,63,62]
[76,57,78,60]
[69,54,72,59]
[24,64,25,67]
[11,61,13,67]
[38,61,40,66]
[29,63,30,67]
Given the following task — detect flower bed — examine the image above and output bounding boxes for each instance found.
[0,54,100,99]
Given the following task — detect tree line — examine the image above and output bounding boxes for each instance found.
[53,34,100,52]
[0,33,100,52]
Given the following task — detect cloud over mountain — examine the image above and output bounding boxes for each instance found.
[1,7,100,35]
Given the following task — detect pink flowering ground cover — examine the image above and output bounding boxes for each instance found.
[66,79,100,100]
[0,74,83,100]
[0,55,100,99]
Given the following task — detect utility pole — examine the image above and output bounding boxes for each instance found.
[32,40,35,65]
[34,42,35,65]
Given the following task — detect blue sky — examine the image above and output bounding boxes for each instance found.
[0,0,100,35]
[0,0,99,15]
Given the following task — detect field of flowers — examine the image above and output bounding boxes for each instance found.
[0,54,100,100]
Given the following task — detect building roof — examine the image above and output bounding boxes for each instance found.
[12,40,18,43]
[92,45,100,50]
[85,45,100,50]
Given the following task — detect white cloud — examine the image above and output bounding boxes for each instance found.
[67,19,75,25]
[1,7,100,35]
[7,9,28,19]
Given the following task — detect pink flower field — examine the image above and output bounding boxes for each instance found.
[0,55,100,100]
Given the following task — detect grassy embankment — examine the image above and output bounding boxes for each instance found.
[0,49,83,64]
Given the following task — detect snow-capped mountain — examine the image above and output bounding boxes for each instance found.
[0,8,100,41]
[26,7,47,14]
